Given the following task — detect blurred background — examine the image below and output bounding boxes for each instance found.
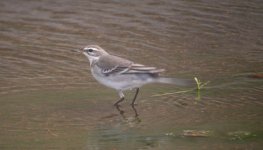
[0,0,262,149]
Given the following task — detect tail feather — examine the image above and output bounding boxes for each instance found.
[156,77,196,87]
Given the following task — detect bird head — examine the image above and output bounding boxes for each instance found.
[82,45,108,65]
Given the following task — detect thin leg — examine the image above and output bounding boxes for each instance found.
[114,91,125,106]
[114,97,124,106]
[131,104,139,117]
[131,88,140,106]
[115,104,125,116]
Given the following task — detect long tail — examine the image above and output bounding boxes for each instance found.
[156,77,196,87]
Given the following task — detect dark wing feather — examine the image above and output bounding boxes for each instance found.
[97,55,165,76]
[123,63,165,75]
[97,55,132,75]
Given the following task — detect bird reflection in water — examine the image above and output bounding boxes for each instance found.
[115,105,140,123]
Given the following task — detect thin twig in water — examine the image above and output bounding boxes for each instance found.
[152,77,209,98]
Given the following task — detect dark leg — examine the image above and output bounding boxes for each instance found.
[114,97,124,106]
[131,88,140,106]
[131,104,139,117]
[114,91,125,106]
[115,104,125,116]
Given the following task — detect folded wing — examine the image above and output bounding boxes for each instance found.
[97,55,165,76]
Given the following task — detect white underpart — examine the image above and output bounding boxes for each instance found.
[91,65,155,91]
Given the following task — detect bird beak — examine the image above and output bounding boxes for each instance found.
[71,48,82,53]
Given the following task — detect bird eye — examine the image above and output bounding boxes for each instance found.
[87,48,93,52]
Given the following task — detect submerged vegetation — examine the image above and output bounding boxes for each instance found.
[152,77,209,100]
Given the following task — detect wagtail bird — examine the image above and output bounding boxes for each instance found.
[80,45,194,106]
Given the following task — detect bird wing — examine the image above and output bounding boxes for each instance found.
[97,54,165,76]
[97,55,133,75]
[124,63,165,75]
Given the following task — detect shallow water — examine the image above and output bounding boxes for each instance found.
[0,0,263,149]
